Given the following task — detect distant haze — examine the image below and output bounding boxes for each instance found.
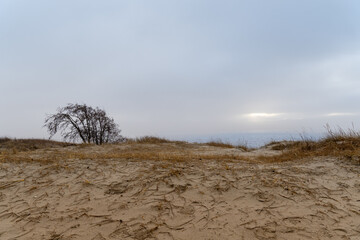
[1,1,360,140]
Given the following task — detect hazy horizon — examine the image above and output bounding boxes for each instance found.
[2,1,360,140]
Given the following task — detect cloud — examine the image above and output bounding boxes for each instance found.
[326,113,358,117]
[1,1,360,138]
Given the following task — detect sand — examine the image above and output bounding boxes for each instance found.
[0,144,359,240]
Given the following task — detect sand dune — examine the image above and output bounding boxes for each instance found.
[0,143,359,239]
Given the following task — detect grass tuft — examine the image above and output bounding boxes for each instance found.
[204,140,250,151]
[126,136,186,144]
[260,125,360,163]
[205,140,235,148]
[0,138,74,153]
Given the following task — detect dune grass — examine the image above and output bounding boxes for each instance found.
[0,138,73,152]
[126,136,184,144]
[203,140,250,151]
[204,140,235,148]
[1,126,360,165]
[261,125,360,163]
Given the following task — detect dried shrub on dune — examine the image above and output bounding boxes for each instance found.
[205,140,235,148]
[0,138,72,152]
[262,125,360,163]
[126,136,177,144]
[204,140,250,151]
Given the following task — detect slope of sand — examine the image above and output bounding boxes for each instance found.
[0,144,359,240]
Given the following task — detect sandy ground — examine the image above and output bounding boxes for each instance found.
[0,144,360,240]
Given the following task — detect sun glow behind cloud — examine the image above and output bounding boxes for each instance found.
[245,113,282,118]
[240,113,284,122]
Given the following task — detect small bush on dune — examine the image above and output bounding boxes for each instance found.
[0,137,11,144]
[126,136,178,144]
[204,140,250,151]
[0,138,73,152]
[205,140,235,148]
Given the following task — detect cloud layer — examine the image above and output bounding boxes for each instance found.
[1,0,360,138]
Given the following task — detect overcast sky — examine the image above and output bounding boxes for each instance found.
[1,0,360,139]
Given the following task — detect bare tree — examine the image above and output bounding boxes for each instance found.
[44,103,123,144]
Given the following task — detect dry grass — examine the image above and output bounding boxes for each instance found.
[205,140,235,148]
[1,136,251,164]
[0,137,11,143]
[262,126,360,163]
[126,137,250,150]
[1,126,360,165]
[0,143,249,165]
[0,138,73,152]
[204,140,250,152]
[126,136,185,144]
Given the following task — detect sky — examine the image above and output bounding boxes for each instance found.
[1,0,360,140]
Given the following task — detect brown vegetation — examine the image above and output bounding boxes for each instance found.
[1,125,360,165]
[204,140,235,148]
[262,126,360,164]
[204,140,250,152]
[125,136,184,144]
[0,138,73,153]
[0,142,249,165]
